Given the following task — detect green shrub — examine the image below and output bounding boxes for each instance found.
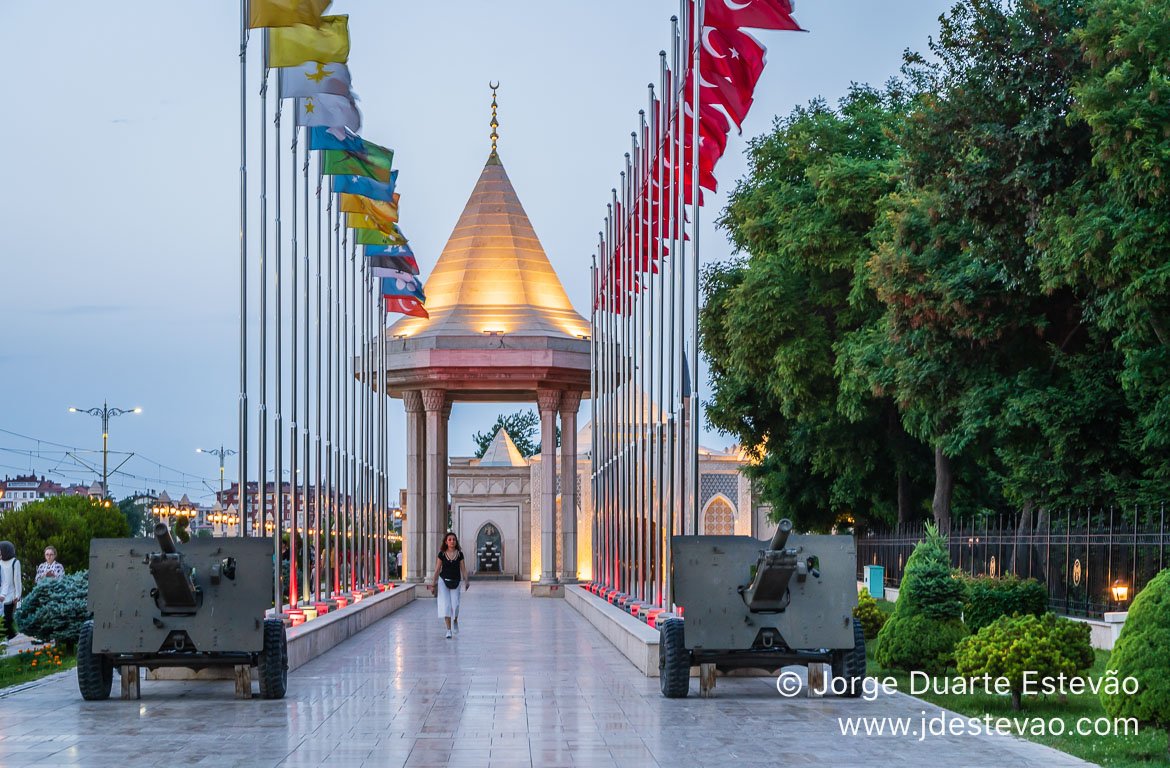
[874,524,969,673]
[955,612,1093,711]
[15,571,89,651]
[853,587,888,640]
[876,613,969,674]
[898,524,966,620]
[0,496,128,594]
[963,574,1049,633]
[1102,567,1170,752]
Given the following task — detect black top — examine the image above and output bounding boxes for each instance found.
[438,550,464,589]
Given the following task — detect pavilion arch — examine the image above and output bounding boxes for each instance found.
[475,520,505,573]
[701,494,736,536]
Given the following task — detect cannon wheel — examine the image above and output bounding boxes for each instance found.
[258,618,288,699]
[659,618,690,698]
[831,619,866,697]
[77,620,113,701]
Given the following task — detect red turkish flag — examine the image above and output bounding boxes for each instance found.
[701,0,803,31]
[687,68,752,129]
[701,26,767,94]
[384,295,429,319]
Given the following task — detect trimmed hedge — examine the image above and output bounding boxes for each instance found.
[955,612,1093,711]
[1102,567,1170,749]
[853,587,888,640]
[875,524,968,673]
[15,571,89,651]
[963,574,1048,633]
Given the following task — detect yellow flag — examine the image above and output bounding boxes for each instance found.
[267,15,349,68]
[248,0,332,29]
[340,193,400,229]
[347,213,400,233]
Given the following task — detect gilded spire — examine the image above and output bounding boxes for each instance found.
[489,80,500,156]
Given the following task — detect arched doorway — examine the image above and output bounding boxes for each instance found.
[702,496,735,535]
[476,522,504,573]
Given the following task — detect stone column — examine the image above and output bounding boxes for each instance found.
[440,403,452,535]
[559,391,581,582]
[537,389,561,584]
[403,391,426,582]
[422,388,447,585]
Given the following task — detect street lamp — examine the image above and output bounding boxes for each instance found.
[69,401,141,497]
[196,445,238,503]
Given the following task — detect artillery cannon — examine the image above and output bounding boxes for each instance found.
[78,525,286,700]
[659,519,865,698]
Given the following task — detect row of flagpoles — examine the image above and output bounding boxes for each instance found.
[589,0,802,609]
[237,0,429,610]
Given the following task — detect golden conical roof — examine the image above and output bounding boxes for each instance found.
[388,153,589,340]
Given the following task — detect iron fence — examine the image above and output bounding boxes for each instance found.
[856,504,1168,619]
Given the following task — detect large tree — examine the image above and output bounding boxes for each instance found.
[843,0,1132,529]
[1033,0,1170,493]
[0,496,129,593]
[703,84,931,530]
[472,410,557,459]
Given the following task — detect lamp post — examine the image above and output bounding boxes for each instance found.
[69,401,141,497]
[197,445,238,503]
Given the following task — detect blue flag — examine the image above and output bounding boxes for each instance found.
[333,171,398,202]
[363,244,413,258]
[381,275,425,301]
[309,126,365,153]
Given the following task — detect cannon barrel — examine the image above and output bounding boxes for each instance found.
[769,518,793,551]
[154,523,178,555]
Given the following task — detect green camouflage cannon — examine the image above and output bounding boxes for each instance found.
[659,519,865,698]
[78,523,287,700]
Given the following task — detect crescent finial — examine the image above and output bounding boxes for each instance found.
[489,81,500,156]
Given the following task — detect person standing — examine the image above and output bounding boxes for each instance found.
[395,549,402,579]
[35,546,65,584]
[0,541,21,641]
[429,532,469,639]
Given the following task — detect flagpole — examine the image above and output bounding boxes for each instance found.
[329,184,339,594]
[237,0,249,535]
[302,125,311,605]
[340,230,349,593]
[379,294,388,583]
[656,49,670,606]
[636,126,647,604]
[288,97,299,610]
[349,236,357,591]
[273,67,284,611]
[589,255,597,585]
[608,209,617,592]
[315,152,324,603]
[690,0,704,538]
[669,14,682,546]
[649,78,662,608]
[258,32,270,546]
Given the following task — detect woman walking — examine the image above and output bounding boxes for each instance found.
[0,541,21,641]
[430,532,469,639]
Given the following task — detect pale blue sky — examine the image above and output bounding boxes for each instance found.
[0,1,954,502]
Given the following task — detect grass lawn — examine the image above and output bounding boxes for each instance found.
[865,642,1168,767]
[0,645,76,689]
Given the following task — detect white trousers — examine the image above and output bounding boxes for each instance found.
[437,581,461,618]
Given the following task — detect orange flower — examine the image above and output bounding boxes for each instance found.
[30,661,36,667]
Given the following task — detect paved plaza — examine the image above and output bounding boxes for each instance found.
[0,583,1087,768]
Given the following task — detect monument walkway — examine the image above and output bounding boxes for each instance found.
[0,582,1087,767]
